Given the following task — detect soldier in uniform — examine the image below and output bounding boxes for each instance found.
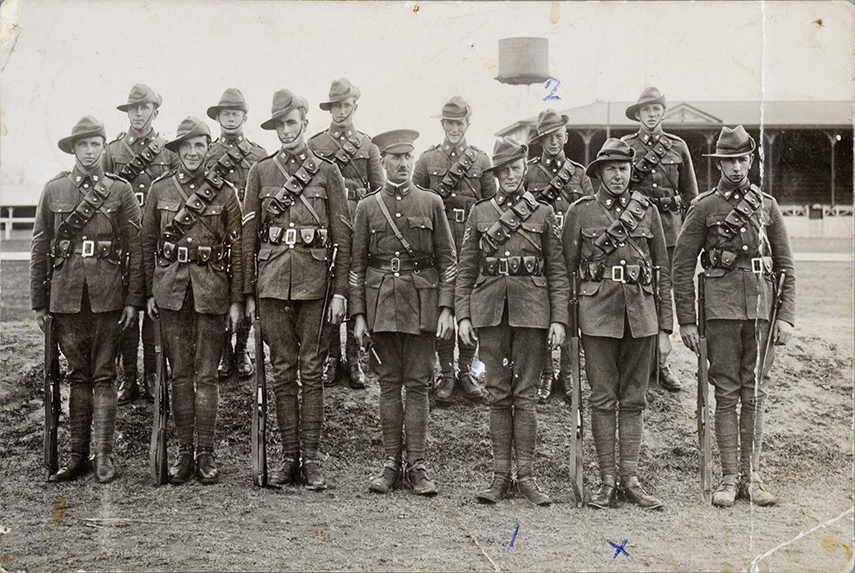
[524,108,593,404]
[621,87,698,392]
[205,88,268,380]
[562,139,673,510]
[456,137,568,506]
[243,90,351,490]
[350,130,456,496]
[31,116,144,483]
[104,83,179,405]
[142,117,244,484]
[413,96,496,404]
[308,78,384,389]
[672,126,795,506]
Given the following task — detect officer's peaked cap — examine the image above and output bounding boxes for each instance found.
[625,87,667,121]
[585,138,636,178]
[319,78,361,111]
[374,129,419,155]
[58,116,107,154]
[703,125,757,158]
[531,108,570,141]
[165,117,212,152]
[261,89,308,131]
[434,96,472,120]
[207,88,249,120]
[117,83,163,112]
[485,137,528,175]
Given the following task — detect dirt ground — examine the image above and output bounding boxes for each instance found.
[1,251,853,573]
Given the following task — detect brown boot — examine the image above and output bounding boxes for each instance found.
[517,477,551,506]
[93,453,117,484]
[475,473,512,504]
[269,457,300,486]
[588,475,617,509]
[369,457,401,494]
[196,452,218,484]
[49,453,89,482]
[117,375,138,405]
[302,459,327,491]
[620,475,663,510]
[406,460,438,496]
[434,371,455,404]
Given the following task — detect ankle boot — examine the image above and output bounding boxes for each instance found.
[588,475,617,509]
[49,452,89,482]
[93,453,117,484]
[369,457,401,494]
[476,473,511,504]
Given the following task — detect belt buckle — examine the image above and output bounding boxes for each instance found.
[498,258,509,275]
[611,265,625,283]
[555,213,564,229]
[453,208,466,222]
[81,240,95,258]
[284,228,298,246]
[177,246,189,263]
[135,192,145,206]
[751,257,763,274]
[390,257,401,273]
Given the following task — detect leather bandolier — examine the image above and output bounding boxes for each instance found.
[116,135,168,205]
[629,135,684,214]
[478,191,544,277]
[700,184,773,275]
[52,174,124,266]
[433,146,479,201]
[535,160,583,204]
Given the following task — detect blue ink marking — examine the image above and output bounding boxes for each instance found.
[502,521,520,547]
[543,78,561,101]
[608,539,631,559]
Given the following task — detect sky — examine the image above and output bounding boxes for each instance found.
[1,0,853,205]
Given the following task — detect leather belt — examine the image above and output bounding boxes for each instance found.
[160,242,225,264]
[703,250,773,274]
[261,226,329,248]
[368,255,434,273]
[447,207,467,223]
[480,256,542,276]
[649,196,682,212]
[52,239,121,261]
[580,261,652,285]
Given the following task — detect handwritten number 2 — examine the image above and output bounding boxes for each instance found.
[543,78,561,101]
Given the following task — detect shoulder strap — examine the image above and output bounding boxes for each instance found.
[55,175,115,240]
[374,192,416,257]
[265,152,323,219]
[118,135,168,182]
[162,173,226,245]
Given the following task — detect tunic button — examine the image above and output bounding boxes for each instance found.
[742,245,749,251]
[652,169,656,173]
[451,193,456,198]
[396,213,401,218]
[616,207,621,212]
[396,196,401,200]
[190,184,195,189]
[735,194,740,199]
[394,272,400,277]
[289,222,295,228]
[187,237,193,243]
[505,251,511,256]
[289,244,294,249]
[395,251,400,256]
[740,227,746,233]
[652,183,658,188]
[83,184,89,189]
[139,184,145,189]
[620,259,626,265]
[619,242,625,247]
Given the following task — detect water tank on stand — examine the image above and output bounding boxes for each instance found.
[496,37,551,85]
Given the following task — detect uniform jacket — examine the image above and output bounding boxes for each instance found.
[562,187,674,339]
[672,178,796,326]
[31,164,144,313]
[308,123,385,210]
[525,151,593,229]
[103,130,179,203]
[621,129,698,248]
[205,134,267,202]
[242,146,352,302]
[349,180,456,336]
[142,166,244,314]
[455,187,569,330]
[413,140,497,253]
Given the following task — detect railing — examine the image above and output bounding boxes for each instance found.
[1,207,36,240]
[780,205,854,217]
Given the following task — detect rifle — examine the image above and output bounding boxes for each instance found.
[568,271,584,508]
[43,314,60,479]
[697,272,713,504]
[760,271,787,380]
[652,266,661,385]
[318,244,339,333]
[149,315,169,486]
[251,292,268,488]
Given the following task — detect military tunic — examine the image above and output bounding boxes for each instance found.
[621,129,698,249]
[104,130,179,204]
[525,152,593,229]
[205,135,267,202]
[308,123,385,209]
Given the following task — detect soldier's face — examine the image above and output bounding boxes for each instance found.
[718,154,753,184]
[599,161,631,196]
[381,151,414,184]
[497,158,526,195]
[330,98,357,125]
[178,135,210,173]
[638,104,665,130]
[543,129,567,156]
[127,103,157,131]
[217,109,247,133]
[276,108,307,151]
[441,118,468,144]
[74,136,105,169]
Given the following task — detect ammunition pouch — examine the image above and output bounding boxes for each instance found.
[480,255,542,276]
[159,242,226,265]
[579,259,652,285]
[261,225,329,248]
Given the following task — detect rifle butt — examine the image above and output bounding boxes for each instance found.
[43,315,59,477]
[251,315,267,487]
[150,316,169,486]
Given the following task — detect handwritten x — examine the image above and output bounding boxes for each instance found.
[608,539,631,559]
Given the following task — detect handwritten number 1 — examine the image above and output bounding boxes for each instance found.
[543,78,561,101]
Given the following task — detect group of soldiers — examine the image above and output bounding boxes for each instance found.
[30,81,795,509]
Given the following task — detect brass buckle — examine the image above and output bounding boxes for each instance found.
[81,240,95,258]
[751,257,763,274]
[555,213,564,229]
[611,265,625,283]
[135,192,145,206]
[177,246,189,263]
[498,258,509,275]
[390,257,401,273]
[284,228,298,246]
[452,208,466,222]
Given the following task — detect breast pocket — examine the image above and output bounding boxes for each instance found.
[407,216,434,251]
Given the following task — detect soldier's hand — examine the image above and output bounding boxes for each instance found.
[146,297,159,321]
[353,314,368,347]
[773,319,793,346]
[119,305,139,331]
[245,295,256,321]
[33,308,48,333]
[437,307,455,340]
[228,302,243,332]
[658,330,672,361]
[680,324,700,355]
[458,319,477,347]
[548,323,566,349]
[329,296,346,326]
